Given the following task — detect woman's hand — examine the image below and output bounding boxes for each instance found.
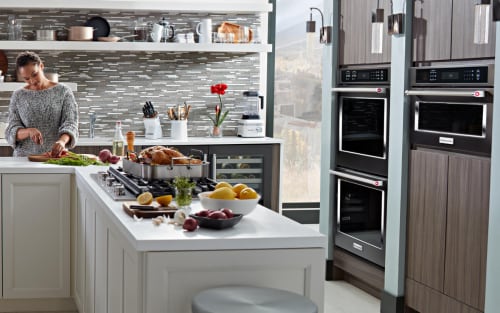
[51,140,66,158]
[28,128,44,145]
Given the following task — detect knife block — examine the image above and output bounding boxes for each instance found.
[143,116,162,139]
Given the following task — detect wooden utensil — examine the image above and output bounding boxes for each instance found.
[0,50,8,76]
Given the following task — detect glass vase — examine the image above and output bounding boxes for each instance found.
[175,187,193,213]
[210,125,223,138]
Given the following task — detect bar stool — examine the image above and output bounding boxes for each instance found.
[191,285,318,313]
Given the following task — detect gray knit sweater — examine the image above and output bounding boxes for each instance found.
[5,84,79,157]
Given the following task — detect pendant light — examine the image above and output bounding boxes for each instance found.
[305,7,332,45]
[474,0,490,45]
[371,1,384,54]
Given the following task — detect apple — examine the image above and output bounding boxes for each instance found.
[109,155,121,164]
[183,217,198,232]
[195,209,211,217]
[220,208,234,218]
[208,211,227,220]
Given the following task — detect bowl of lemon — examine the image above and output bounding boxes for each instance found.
[198,182,261,215]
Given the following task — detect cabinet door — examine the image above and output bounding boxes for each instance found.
[209,144,279,211]
[74,189,87,312]
[2,174,70,298]
[406,150,448,291]
[445,155,490,311]
[413,0,453,62]
[339,0,371,65]
[451,0,496,59]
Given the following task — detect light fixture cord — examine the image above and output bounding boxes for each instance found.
[310,7,325,29]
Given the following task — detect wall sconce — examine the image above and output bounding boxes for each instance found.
[474,0,490,44]
[306,7,332,45]
[371,8,384,54]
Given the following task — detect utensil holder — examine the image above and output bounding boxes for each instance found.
[143,116,162,139]
[170,120,188,140]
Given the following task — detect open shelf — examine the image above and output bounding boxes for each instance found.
[0,82,78,92]
[0,0,273,13]
[0,41,272,53]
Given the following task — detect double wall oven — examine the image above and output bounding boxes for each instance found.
[331,67,390,267]
[407,64,494,156]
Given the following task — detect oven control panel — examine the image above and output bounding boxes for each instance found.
[340,68,389,83]
[411,64,494,86]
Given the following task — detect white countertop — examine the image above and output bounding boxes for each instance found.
[0,157,75,173]
[0,136,283,147]
[74,165,325,252]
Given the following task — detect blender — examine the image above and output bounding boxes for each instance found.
[237,91,265,138]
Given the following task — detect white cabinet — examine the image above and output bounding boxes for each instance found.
[75,184,142,313]
[1,174,70,298]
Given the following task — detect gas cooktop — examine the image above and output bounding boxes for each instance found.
[92,167,216,201]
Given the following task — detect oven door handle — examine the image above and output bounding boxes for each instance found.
[332,87,387,94]
[405,89,486,98]
[330,169,385,187]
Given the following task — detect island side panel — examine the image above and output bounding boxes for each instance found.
[145,248,325,313]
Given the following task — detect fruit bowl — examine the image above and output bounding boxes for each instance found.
[197,191,260,215]
[189,214,243,230]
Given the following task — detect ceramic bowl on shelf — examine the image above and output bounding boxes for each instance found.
[197,191,260,215]
[189,213,243,230]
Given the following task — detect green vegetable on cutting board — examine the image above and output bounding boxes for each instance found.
[44,152,104,166]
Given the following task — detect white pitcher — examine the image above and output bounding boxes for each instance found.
[196,18,212,44]
[151,23,163,42]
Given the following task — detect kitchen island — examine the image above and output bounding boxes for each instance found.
[0,158,325,313]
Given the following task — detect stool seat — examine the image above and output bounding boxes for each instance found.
[192,285,318,313]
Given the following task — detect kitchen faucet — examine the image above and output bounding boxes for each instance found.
[89,112,96,138]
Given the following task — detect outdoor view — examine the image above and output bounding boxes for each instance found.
[274,0,323,203]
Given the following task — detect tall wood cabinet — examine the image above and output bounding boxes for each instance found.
[406,149,490,313]
[339,0,391,65]
[413,0,495,62]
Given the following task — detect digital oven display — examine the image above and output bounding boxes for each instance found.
[415,66,489,84]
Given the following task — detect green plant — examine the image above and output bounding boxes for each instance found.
[173,176,196,207]
[208,83,230,127]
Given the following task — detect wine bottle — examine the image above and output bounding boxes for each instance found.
[112,121,125,156]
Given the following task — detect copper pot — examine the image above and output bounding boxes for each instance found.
[68,26,94,41]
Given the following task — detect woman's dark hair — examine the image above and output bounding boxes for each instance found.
[16,51,42,70]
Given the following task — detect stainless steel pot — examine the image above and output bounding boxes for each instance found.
[35,29,56,41]
[68,26,94,41]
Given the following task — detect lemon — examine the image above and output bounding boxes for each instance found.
[156,195,173,207]
[232,183,248,198]
[137,192,154,205]
[239,187,259,200]
[209,186,237,200]
[215,181,232,190]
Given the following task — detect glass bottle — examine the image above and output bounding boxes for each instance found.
[112,121,125,156]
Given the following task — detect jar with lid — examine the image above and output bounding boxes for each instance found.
[132,18,149,42]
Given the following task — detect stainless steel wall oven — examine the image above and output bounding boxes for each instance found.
[334,67,390,176]
[407,64,494,156]
[331,168,386,267]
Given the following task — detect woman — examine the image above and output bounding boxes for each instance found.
[5,51,79,157]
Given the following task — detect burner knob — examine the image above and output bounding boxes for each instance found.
[105,177,116,187]
[113,183,126,196]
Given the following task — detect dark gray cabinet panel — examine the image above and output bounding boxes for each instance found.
[406,149,448,291]
[406,149,490,313]
[451,0,496,59]
[339,0,391,65]
[413,0,453,62]
[445,155,490,311]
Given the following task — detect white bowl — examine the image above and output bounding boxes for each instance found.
[198,191,260,215]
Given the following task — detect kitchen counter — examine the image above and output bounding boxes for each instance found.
[0,136,283,147]
[75,165,324,252]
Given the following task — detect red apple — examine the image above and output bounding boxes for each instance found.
[196,209,210,217]
[183,217,198,231]
[208,211,227,220]
[220,208,234,218]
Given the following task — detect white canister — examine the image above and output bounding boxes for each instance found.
[151,23,163,42]
[143,116,162,140]
[196,18,212,44]
[170,120,188,141]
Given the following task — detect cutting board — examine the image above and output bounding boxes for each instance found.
[0,50,7,75]
[28,154,57,162]
[123,201,177,218]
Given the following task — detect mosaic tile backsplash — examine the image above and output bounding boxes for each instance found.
[0,9,263,138]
